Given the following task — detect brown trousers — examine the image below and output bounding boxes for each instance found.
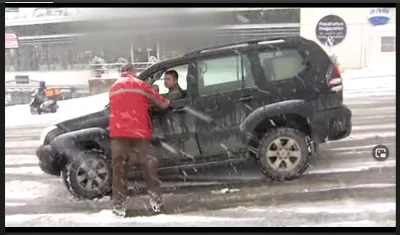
[111,137,162,208]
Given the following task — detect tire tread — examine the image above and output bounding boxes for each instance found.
[256,127,312,181]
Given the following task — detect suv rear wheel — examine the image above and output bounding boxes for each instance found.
[63,151,111,200]
[256,127,311,181]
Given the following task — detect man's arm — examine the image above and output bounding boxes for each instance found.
[109,82,170,110]
[142,83,170,110]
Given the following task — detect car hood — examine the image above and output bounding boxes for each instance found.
[55,108,110,132]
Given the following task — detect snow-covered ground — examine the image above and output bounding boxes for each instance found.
[5,69,396,128]
[5,200,396,227]
[342,68,396,80]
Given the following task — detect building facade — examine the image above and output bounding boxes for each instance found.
[300,8,396,71]
[5,8,396,87]
[5,8,301,85]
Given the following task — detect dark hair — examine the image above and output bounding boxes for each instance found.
[121,64,135,73]
[39,80,46,88]
[165,70,178,80]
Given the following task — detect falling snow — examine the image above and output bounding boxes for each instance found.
[4,7,396,226]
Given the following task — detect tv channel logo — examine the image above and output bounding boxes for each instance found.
[372,144,389,161]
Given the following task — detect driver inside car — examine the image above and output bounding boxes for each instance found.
[164,70,185,101]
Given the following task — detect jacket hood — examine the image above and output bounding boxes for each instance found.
[121,71,137,78]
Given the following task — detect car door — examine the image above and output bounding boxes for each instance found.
[150,63,201,170]
[190,53,260,157]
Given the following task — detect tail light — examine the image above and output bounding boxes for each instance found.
[328,64,343,92]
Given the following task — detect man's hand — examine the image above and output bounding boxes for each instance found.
[148,101,170,112]
[158,101,170,111]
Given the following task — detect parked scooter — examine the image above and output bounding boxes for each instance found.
[29,93,59,115]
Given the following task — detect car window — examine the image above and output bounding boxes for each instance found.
[153,64,188,95]
[258,49,305,82]
[198,55,252,96]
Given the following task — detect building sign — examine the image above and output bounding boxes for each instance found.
[15,75,30,85]
[368,8,391,26]
[315,15,347,47]
[5,34,18,49]
[5,8,19,13]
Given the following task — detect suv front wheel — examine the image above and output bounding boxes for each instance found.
[256,127,312,181]
[63,151,111,200]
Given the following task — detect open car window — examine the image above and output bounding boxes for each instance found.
[152,64,189,95]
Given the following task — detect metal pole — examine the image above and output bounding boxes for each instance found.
[156,43,160,61]
[130,43,134,64]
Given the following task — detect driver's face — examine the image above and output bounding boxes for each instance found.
[164,74,177,89]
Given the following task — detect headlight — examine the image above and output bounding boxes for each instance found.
[39,125,58,144]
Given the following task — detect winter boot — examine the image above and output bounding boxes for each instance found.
[112,202,127,217]
[150,197,165,214]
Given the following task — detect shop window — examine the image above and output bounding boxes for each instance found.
[71,49,94,71]
[48,44,73,70]
[15,45,42,71]
[381,36,396,53]
[12,40,129,72]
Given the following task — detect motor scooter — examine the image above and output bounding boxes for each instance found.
[29,93,59,115]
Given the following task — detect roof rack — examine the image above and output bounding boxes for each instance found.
[182,36,302,57]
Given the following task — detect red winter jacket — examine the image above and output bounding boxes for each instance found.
[120,71,137,78]
[109,72,170,139]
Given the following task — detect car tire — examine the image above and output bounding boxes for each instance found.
[61,167,74,194]
[256,127,312,181]
[64,151,112,200]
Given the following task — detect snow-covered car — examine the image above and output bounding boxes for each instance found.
[36,36,352,200]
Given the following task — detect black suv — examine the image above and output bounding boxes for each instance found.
[37,36,352,200]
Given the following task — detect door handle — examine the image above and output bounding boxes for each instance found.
[239,96,253,102]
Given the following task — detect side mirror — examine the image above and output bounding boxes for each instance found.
[152,84,159,92]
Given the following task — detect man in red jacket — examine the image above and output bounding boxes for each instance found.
[109,64,170,217]
[119,63,137,78]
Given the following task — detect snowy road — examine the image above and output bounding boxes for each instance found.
[5,75,396,227]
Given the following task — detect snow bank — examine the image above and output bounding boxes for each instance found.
[5,92,109,127]
[314,220,395,227]
[5,210,257,227]
[227,202,396,215]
